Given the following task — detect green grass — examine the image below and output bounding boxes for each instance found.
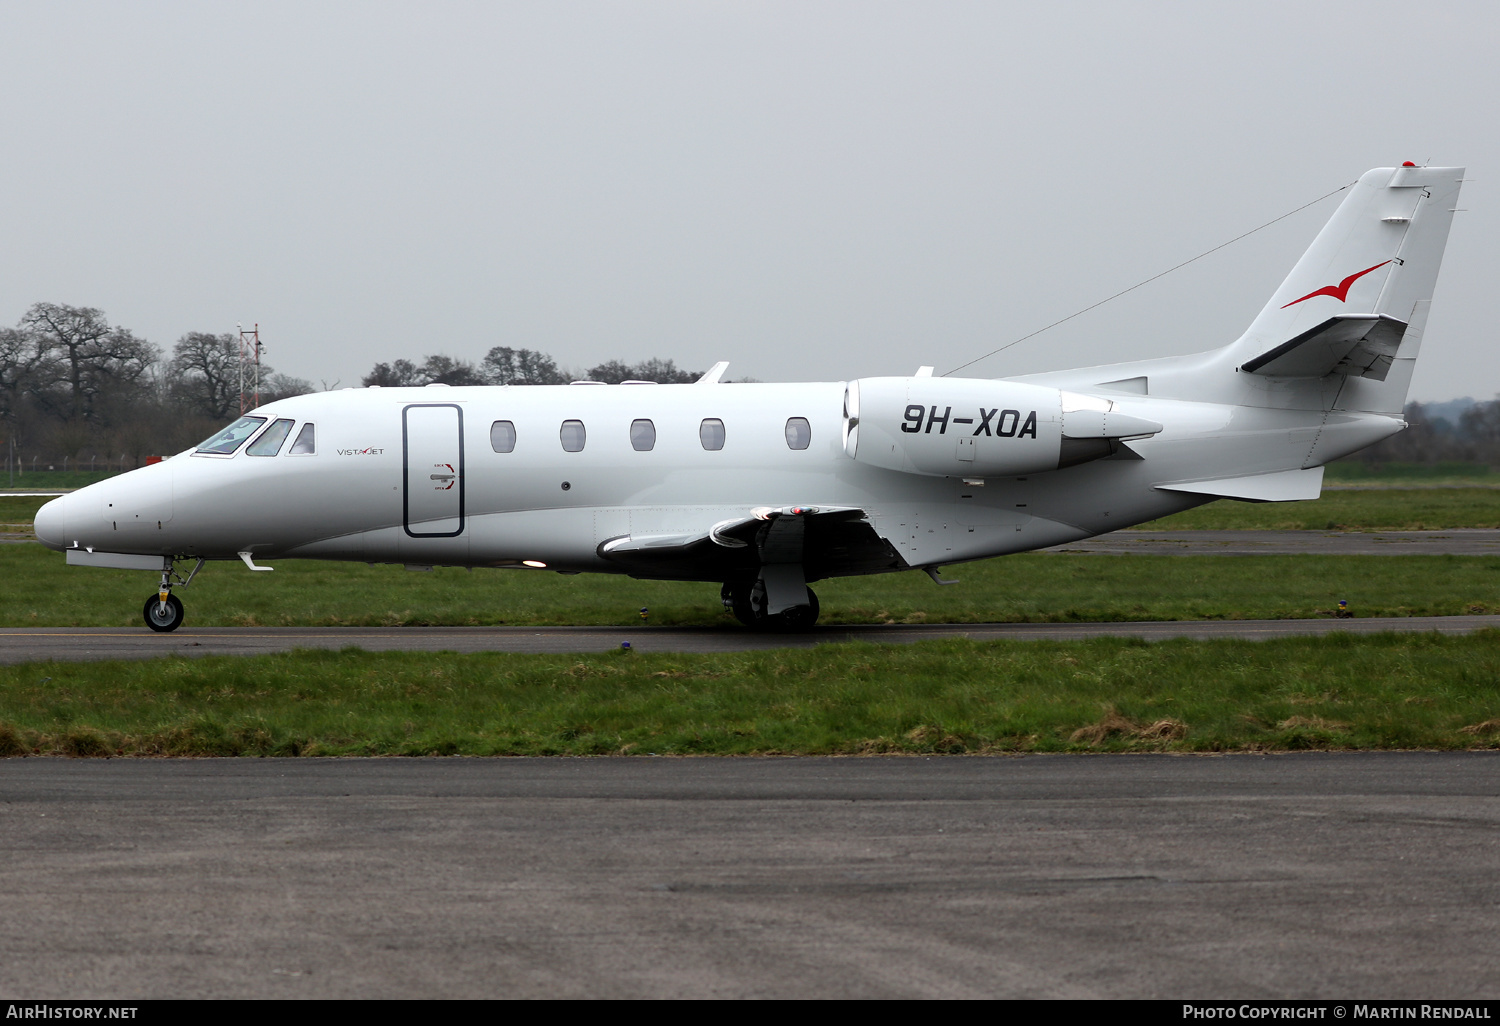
[1324,460,1493,484]
[6,542,1500,627]
[1137,488,1500,530]
[2,634,1498,757]
[0,469,122,491]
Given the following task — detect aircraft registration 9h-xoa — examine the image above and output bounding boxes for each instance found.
[35,164,1465,631]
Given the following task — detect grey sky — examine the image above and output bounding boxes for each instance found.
[1,1,1494,399]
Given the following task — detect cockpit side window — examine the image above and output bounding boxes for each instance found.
[247,418,295,456]
[288,422,316,455]
[195,416,266,455]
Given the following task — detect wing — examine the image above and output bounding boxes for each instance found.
[597,506,905,582]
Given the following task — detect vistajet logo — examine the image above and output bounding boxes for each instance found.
[336,447,386,456]
[1280,260,1392,308]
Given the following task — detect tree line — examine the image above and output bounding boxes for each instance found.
[361,350,704,387]
[0,302,709,471]
[0,303,311,470]
[6,300,1494,472]
[1351,400,1500,465]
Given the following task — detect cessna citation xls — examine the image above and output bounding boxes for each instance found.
[35,164,1465,632]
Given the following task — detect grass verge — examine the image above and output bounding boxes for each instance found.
[6,543,1500,626]
[2,634,1499,756]
[1135,487,1500,530]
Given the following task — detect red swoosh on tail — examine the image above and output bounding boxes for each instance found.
[1281,260,1392,309]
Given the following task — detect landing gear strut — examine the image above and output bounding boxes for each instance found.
[721,581,820,631]
[142,558,204,633]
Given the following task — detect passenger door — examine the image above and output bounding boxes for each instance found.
[403,404,464,537]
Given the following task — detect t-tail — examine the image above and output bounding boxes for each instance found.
[1224,164,1465,415]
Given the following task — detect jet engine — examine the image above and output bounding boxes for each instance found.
[843,377,1162,478]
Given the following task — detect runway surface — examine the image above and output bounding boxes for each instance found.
[4,614,1500,662]
[2,753,1497,999]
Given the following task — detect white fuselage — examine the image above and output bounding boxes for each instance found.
[33,376,1399,580]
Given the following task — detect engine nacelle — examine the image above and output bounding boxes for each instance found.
[843,377,1161,478]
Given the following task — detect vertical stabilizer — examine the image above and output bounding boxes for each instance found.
[1230,165,1463,413]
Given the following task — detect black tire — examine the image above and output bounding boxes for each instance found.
[723,582,819,631]
[769,587,820,632]
[143,593,184,633]
[722,582,760,627]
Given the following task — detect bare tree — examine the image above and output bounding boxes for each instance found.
[0,326,29,424]
[362,359,424,387]
[419,354,486,386]
[262,373,314,403]
[587,357,701,384]
[19,303,157,423]
[482,347,566,385]
[167,332,244,420]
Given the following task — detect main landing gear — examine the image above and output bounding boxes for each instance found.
[721,581,821,631]
[143,558,204,633]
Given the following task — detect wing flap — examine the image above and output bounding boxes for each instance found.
[597,506,904,581]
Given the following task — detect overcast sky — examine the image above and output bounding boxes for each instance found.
[1,1,1494,399]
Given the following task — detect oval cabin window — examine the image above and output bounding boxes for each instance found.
[699,418,725,451]
[490,420,516,453]
[630,419,656,452]
[785,417,811,450]
[560,420,586,452]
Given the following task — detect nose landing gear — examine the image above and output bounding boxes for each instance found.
[142,558,204,633]
[144,592,185,632]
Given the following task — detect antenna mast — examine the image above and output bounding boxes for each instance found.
[238,323,264,413]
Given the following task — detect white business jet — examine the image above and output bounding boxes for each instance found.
[34,164,1465,632]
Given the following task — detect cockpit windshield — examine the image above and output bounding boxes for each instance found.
[195,416,267,455]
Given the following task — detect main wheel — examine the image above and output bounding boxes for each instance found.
[771,587,820,631]
[143,593,184,633]
[722,581,756,627]
[722,582,819,631]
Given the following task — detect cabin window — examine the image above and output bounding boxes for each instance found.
[195,416,266,455]
[247,419,295,457]
[288,422,316,455]
[560,419,586,452]
[785,417,811,450]
[699,418,725,451]
[490,420,516,453]
[630,419,656,451]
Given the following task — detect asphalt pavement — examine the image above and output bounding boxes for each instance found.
[2,753,1497,999]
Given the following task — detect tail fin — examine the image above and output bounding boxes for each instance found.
[1229,165,1464,413]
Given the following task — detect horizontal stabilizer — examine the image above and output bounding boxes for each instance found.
[1241,315,1408,381]
[1156,466,1324,503]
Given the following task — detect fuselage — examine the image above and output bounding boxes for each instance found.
[32,376,1400,580]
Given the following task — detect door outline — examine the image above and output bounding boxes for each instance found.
[403,403,465,538]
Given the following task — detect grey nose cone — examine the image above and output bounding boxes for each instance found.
[33,497,66,550]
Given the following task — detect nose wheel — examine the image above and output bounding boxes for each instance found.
[143,592,185,632]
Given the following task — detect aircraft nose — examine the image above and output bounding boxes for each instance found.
[33,496,67,550]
